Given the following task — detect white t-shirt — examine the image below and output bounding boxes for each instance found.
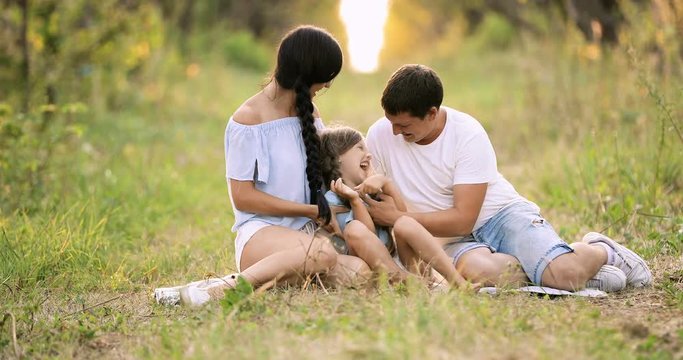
[366,106,526,234]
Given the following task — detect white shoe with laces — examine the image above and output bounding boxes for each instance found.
[155,274,240,306]
[179,273,240,307]
[154,286,183,306]
[585,265,627,292]
[583,232,653,287]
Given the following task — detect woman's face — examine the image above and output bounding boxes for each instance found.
[310,81,332,97]
[338,140,373,187]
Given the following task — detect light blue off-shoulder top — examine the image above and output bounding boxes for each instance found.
[225,116,324,232]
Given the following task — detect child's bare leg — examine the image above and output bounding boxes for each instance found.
[394,227,430,277]
[343,220,408,281]
[393,216,470,287]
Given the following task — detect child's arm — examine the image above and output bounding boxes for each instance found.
[330,179,375,233]
[355,175,407,212]
[380,179,407,212]
[348,198,376,233]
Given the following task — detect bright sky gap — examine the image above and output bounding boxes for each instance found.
[339,0,390,73]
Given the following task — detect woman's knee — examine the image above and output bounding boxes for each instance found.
[306,236,338,270]
[340,255,371,278]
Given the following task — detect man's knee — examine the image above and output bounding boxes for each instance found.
[541,256,587,290]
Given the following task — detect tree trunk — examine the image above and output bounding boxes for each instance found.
[19,0,29,113]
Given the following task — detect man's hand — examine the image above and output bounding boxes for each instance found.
[365,193,403,226]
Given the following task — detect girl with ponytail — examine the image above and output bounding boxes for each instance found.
[155,26,371,307]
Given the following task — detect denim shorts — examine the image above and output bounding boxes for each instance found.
[446,200,573,285]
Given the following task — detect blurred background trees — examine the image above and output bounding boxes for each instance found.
[1,0,680,113]
[0,0,681,213]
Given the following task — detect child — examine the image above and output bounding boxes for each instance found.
[320,126,474,289]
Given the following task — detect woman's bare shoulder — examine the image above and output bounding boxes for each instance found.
[232,94,264,125]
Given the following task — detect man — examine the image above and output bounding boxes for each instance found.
[364,64,652,291]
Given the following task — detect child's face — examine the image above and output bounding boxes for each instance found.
[338,140,373,187]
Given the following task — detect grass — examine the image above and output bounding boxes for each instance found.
[1,35,682,358]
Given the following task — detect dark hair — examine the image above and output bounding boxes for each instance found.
[274,25,342,224]
[381,64,443,118]
[320,126,364,186]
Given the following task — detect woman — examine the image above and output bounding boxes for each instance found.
[177,26,371,306]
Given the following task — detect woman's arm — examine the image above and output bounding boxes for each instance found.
[229,179,318,219]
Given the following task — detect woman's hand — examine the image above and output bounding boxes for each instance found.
[354,174,387,198]
[320,205,347,236]
[330,178,359,201]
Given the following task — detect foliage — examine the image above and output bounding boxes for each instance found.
[223,31,271,72]
[0,102,87,213]
[220,277,261,317]
[0,0,164,110]
[469,12,517,50]
[0,1,682,358]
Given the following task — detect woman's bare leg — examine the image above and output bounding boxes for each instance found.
[325,254,372,287]
[238,225,339,288]
[180,226,340,304]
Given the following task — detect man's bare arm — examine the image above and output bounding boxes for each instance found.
[366,183,487,237]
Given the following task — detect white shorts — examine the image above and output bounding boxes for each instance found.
[234,220,317,271]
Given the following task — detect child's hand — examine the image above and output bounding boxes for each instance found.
[330,178,359,201]
[354,174,387,198]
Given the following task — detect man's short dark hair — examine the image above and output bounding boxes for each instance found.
[381,64,443,118]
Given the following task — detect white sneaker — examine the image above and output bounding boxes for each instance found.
[585,265,627,292]
[583,232,653,287]
[179,274,239,307]
[154,278,220,306]
[154,286,182,306]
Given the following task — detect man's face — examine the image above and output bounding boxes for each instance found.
[385,107,439,145]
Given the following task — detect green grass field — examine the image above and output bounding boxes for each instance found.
[1,39,682,359]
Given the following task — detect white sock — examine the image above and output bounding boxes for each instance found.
[593,242,616,265]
